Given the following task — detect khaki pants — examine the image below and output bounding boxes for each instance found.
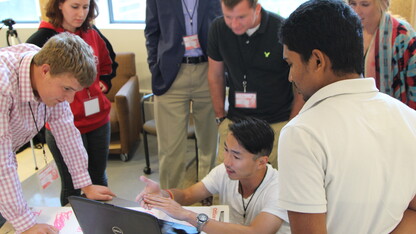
[155,63,217,189]
[216,118,288,169]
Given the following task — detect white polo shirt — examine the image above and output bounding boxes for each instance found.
[278,78,416,233]
[202,164,290,234]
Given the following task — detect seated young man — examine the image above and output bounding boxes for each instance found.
[277,0,416,233]
[136,117,290,234]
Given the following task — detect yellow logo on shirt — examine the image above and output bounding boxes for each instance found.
[264,52,270,58]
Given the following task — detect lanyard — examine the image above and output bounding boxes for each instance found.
[237,34,260,93]
[182,0,198,33]
[239,166,268,219]
[28,102,48,164]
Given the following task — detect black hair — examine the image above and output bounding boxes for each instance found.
[280,0,363,76]
[229,117,274,158]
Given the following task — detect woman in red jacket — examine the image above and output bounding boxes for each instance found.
[27,0,116,206]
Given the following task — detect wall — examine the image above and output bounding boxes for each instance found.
[390,0,416,26]
[0,27,152,92]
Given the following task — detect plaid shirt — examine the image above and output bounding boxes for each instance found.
[0,44,92,233]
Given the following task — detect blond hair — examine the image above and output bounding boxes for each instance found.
[377,0,390,12]
[347,0,389,12]
[32,32,96,87]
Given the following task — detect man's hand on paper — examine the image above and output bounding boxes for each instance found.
[142,194,194,222]
[136,176,164,208]
[22,223,59,234]
[82,185,116,201]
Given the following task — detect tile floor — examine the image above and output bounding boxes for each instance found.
[17,134,198,207]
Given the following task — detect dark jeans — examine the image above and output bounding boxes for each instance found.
[0,212,5,228]
[45,122,110,206]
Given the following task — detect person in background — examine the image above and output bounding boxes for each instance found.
[349,0,416,109]
[26,0,116,206]
[136,117,290,234]
[277,0,416,233]
[0,32,115,234]
[207,0,304,169]
[145,0,222,195]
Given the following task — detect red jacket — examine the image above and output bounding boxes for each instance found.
[33,22,112,133]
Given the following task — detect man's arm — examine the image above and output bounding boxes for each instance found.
[136,176,211,207]
[391,195,416,233]
[48,103,115,200]
[143,194,283,234]
[208,57,226,118]
[144,0,160,70]
[169,181,212,206]
[288,211,327,234]
[289,86,304,120]
[410,195,416,211]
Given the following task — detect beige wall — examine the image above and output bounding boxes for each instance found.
[390,0,416,27]
[39,0,48,21]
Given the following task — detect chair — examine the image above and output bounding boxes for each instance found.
[105,52,141,161]
[140,93,199,181]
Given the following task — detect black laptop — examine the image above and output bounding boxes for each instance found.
[68,196,198,234]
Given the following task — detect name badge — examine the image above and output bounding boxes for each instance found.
[235,92,257,109]
[183,34,201,51]
[84,97,100,116]
[37,161,59,189]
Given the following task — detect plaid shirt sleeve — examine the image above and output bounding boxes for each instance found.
[0,95,37,233]
[47,102,92,189]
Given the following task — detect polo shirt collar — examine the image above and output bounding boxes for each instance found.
[300,78,379,114]
[240,8,269,38]
[256,8,269,35]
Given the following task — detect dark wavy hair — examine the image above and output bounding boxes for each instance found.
[280,0,363,76]
[45,0,98,32]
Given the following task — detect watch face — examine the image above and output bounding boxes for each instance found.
[198,213,209,222]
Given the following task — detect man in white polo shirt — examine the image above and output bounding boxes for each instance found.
[277,0,416,233]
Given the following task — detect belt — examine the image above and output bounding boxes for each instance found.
[182,56,207,64]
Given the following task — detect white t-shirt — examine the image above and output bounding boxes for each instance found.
[202,164,290,234]
[278,78,416,233]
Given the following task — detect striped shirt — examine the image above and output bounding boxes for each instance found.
[0,43,91,233]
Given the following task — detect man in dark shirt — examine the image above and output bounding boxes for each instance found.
[207,0,304,168]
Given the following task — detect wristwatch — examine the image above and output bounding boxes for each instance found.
[215,116,226,125]
[196,213,209,232]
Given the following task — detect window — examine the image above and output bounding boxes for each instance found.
[0,0,40,23]
[103,0,308,24]
[107,0,145,23]
[259,0,307,18]
[0,0,308,28]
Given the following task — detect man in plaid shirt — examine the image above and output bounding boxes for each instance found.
[0,33,115,234]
